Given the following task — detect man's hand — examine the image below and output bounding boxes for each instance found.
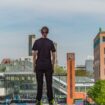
[52,63,54,73]
[32,50,37,73]
[52,52,56,74]
[33,64,36,73]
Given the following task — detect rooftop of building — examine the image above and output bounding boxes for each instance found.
[94,28,105,41]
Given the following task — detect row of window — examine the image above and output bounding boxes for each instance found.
[94,36,105,48]
[5,75,36,81]
[103,44,105,77]
[75,86,90,92]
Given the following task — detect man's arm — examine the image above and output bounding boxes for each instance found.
[32,51,37,72]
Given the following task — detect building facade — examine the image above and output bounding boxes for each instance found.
[28,35,35,56]
[76,65,86,70]
[94,29,105,81]
[85,59,93,72]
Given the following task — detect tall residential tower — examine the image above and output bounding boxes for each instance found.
[28,35,35,56]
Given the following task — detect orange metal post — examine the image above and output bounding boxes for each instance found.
[67,53,75,105]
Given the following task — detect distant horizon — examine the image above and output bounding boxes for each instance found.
[0,33,94,67]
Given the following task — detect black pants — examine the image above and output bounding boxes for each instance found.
[35,69,53,102]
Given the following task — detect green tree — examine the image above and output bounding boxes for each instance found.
[0,65,6,72]
[88,80,105,105]
[75,69,94,78]
[54,65,67,75]
[75,70,87,76]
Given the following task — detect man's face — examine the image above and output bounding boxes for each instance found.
[42,29,48,37]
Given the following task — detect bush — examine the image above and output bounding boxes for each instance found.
[88,80,105,105]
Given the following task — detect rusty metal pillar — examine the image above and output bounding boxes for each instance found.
[67,53,75,105]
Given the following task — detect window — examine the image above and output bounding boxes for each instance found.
[99,65,100,77]
[104,69,105,75]
[103,37,105,42]
[94,38,100,48]
[104,48,105,54]
[104,58,105,64]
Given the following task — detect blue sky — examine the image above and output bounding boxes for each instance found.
[0,0,105,66]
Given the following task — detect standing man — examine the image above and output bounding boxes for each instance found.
[32,26,56,105]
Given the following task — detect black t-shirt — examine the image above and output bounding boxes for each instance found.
[32,38,56,70]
